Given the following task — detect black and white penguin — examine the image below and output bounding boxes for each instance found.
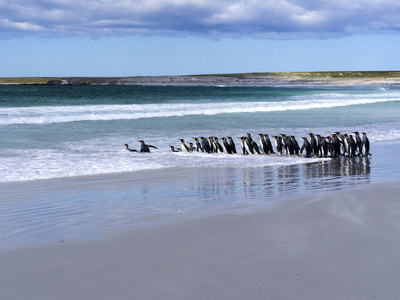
[193,138,203,152]
[353,132,363,156]
[258,134,269,154]
[291,136,300,155]
[264,134,274,154]
[138,140,157,153]
[227,137,237,154]
[179,139,191,152]
[300,137,312,157]
[221,137,232,154]
[200,137,211,153]
[213,137,224,153]
[169,145,182,152]
[125,144,137,152]
[274,136,283,155]
[362,132,371,156]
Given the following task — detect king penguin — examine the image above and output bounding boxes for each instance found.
[139,140,157,153]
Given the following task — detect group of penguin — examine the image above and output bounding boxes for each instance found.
[126,131,371,158]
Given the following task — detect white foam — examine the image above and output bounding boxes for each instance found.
[1,93,399,125]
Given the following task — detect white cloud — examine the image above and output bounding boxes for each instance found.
[1,0,400,38]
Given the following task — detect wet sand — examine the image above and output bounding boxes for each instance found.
[1,181,400,299]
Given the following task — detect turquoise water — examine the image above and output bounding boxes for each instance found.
[1,85,399,182]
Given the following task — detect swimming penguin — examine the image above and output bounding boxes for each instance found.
[169,145,182,152]
[125,144,137,152]
[179,139,191,152]
[300,137,312,157]
[227,137,237,154]
[139,140,157,153]
[188,142,196,152]
[362,132,372,156]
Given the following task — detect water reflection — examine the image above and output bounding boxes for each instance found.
[184,156,372,206]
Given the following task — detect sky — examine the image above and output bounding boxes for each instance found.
[1,0,400,77]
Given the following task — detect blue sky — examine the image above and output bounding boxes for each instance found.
[1,0,400,77]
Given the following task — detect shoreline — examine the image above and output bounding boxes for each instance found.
[2,181,400,299]
[2,71,400,86]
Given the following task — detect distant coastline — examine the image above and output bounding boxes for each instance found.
[2,71,400,86]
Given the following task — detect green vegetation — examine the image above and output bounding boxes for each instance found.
[0,77,61,84]
[197,71,400,78]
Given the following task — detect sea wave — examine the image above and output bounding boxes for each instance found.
[0,96,399,125]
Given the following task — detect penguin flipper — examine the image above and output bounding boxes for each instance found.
[148,145,157,149]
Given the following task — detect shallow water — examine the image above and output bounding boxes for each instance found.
[1,140,398,248]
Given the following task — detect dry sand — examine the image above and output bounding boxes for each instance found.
[1,181,400,299]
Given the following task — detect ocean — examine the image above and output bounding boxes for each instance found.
[1,84,400,246]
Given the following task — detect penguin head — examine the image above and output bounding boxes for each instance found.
[302,137,307,140]
[179,139,185,142]
[138,140,144,143]
[125,144,129,148]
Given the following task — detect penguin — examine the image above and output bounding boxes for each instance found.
[316,135,323,157]
[213,137,224,153]
[200,137,211,153]
[335,132,345,155]
[193,138,203,152]
[291,136,300,155]
[179,139,191,152]
[280,134,289,155]
[239,137,248,155]
[362,132,372,156]
[343,134,350,156]
[321,137,329,157]
[245,136,255,154]
[331,134,341,157]
[188,142,196,152]
[247,133,259,154]
[347,135,357,157]
[169,145,182,152]
[221,137,232,154]
[300,137,312,157]
[227,137,237,154]
[286,136,295,155]
[309,133,318,156]
[125,144,137,152]
[139,140,157,153]
[258,134,268,154]
[353,132,363,155]
[209,137,216,153]
[264,134,274,154]
[274,136,283,155]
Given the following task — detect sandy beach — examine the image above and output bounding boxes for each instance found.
[2,181,400,299]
